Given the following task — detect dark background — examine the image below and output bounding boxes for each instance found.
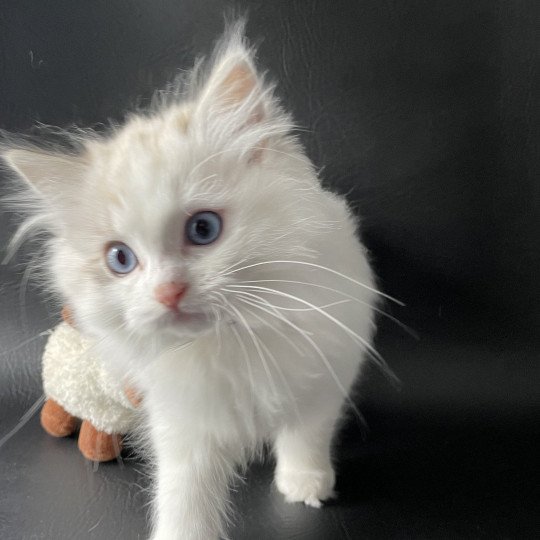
[0,1,539,538]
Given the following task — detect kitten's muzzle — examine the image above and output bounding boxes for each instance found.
[154,282,187,310]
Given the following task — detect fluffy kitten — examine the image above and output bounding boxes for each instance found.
[4,25,385,540]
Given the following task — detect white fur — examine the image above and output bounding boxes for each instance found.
[4,24,380,540]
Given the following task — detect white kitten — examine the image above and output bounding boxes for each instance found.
[4,24,386,540]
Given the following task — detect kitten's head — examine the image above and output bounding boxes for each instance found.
[3,27,325,351]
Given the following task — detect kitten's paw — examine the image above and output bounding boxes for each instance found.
[275,466,336,508]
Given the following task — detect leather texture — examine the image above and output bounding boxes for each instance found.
[0,1,539,538]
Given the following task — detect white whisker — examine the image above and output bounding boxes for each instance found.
[221,297,279,399]
[228,284,398,384]
[232,295,365,423]
[231,278,416,337]
[224,291,306,355]
[0,328,53,359]
[242,305,302,421]
[230,288,351,312]
[219,257,250,277]
[224,289,313,338]
[229,319,256,400]
[222,259,403,305]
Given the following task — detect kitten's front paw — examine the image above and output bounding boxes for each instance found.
[275,466,336,508]
[150,528,218,540]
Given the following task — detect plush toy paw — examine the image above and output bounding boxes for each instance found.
[78,420,122,462]
[41,310,140,462]
[275,466,336,508]
[40,398,78,438]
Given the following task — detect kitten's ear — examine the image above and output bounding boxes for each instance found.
[197,51,264,125]
[191,26,293,160]
[194,34,281,163]
[3,148,87,201]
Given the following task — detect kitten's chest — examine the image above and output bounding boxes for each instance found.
[137,328,312,432]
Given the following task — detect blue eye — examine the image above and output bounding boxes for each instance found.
[106,242,138,274]
[186,211,222,245]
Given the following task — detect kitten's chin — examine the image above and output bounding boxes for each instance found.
[166,310,215,336]
[139,309,215,338]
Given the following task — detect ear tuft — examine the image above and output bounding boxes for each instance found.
[195,23,267,128]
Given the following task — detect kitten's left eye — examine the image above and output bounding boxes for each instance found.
[186,211,222,245]
[106,242,138,275]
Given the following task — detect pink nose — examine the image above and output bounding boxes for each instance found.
[154,282,187,309]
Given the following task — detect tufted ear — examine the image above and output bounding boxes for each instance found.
[193,31,277,163]
[189,23,295,163]
[197,53,265,125]
[3,148,87,203]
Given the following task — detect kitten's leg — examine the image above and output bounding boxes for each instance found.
[274,419,337,508]
[149,428,237,540]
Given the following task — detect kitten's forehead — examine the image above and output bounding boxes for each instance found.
[103,108,192,179]
[88,106,235,249]
[92,102,252,204]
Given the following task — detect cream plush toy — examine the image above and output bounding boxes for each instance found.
[40,307,140,462]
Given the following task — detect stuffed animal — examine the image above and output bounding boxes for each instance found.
[40,307,141,462]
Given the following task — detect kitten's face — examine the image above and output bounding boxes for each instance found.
[62,109,312,342]
[5,46,322,349]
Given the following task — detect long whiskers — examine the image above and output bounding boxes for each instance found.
[229,294,307,356]
[227,315,257,402]
[241,305,302,421]
[222,259,404,305]
[229,293,366,423]
[219,257,250,278]
[0,328,53,359]
[218,296,279,400]
[232,278,416,338]
[227,284,397,384]
[224,290,314,340]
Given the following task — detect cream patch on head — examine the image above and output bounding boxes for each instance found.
[173,107,191,133]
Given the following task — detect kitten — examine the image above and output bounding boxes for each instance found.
[3,24,385,540]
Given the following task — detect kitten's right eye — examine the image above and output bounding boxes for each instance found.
[105,242,138,275]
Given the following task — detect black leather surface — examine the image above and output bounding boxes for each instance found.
[1,1,539,539]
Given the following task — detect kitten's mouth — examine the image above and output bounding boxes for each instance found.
[137,307,213,337]
[161,308,210,328]
[168,309,207,324]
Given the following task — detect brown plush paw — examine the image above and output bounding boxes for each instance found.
[78,420,122,462]
[40,398,78,437]
[61,305,75,327]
